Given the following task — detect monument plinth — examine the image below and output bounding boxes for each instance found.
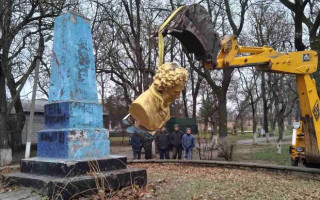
[3,12,146,199]
[38,12,109,159]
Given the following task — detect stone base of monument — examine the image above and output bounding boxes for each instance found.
[2,155,147,199]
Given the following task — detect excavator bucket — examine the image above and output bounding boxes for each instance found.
[161,4,220,68]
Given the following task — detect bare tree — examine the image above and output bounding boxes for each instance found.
[93,0,160,108]
[207,0,249,143]
[280,0,320,91]
[248,0,295,142]
[238,69,261,143]
[229,77,250,135]
[271,74,298,153]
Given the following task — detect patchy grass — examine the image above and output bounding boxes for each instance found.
[229,132,253,141]
[229,128,292,142]
[196,132,254,142]
[127,163,320,200]
[195,132,213,140]
[196,132,256,143]
[254,144,291,165]
[196,131,286,142]
[233,142,291,165]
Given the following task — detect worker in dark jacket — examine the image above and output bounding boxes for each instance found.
[182,128,195,160]
[155,126,170,159]
[143,137,153,159]
[129,133,143,159]
[170,124,184,159]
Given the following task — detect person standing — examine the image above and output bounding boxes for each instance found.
[182,128,195,160]
[129,132,143,159]
[143,137,153,159]
[155,126,170,159]
[170,124,184,159]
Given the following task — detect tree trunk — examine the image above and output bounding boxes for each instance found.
[0,0,13,165]
[253,132,257,145]
[192,77,202,119]
[192,95,197,119]
[277,140,282,154]
[12,105,25,151]
[6,74,25,150]
[0,54,12,166]
[252,115,258,145]
[261,71,269,142]
[212,121,218,135]
[218,69,233,142]
[204,118,208,131]
[233,112,243,135]
[232,115,239,135]
[218,93,228,142]
[277,117,285,154]
[288,111,293,126]
[0,68,11,166]
[240,116,244,134]
[0,69,9,150]
[310,40,320,95]
[182,88,189,118]
[271,117,276,136]
[252,117,258,135]
[277,117,285,142]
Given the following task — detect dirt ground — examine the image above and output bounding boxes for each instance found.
[1,158,319,199]
[109,163,320,200]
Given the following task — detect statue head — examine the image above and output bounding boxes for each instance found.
[152,62,188,103]
[129,62,188,131]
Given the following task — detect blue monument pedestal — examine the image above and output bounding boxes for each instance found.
[36,12,110,159]
[3,12,146,199]
[37,101,110,158]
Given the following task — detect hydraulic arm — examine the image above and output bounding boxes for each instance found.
[209,35,319,166]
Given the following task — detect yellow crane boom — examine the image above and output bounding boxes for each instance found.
[206,35,319,166]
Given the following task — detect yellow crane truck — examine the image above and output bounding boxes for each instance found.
[128,4,319,167]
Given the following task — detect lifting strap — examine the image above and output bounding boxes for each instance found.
[158,6,185,67]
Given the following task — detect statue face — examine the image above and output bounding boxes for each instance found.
[161,84,185,103]
[153,62,188,103]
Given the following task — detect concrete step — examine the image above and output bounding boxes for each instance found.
[0,187,44,200]
[20,155,127,177]
[3,167,147,200]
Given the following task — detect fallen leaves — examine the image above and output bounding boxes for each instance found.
[2,163,319,199]
[128,163,320,200]
[0,166,18,195]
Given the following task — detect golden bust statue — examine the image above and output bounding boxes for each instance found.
[129,62,188,131]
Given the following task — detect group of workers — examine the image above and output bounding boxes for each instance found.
[129,124,195,160]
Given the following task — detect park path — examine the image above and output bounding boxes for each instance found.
[236,135,292,144]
